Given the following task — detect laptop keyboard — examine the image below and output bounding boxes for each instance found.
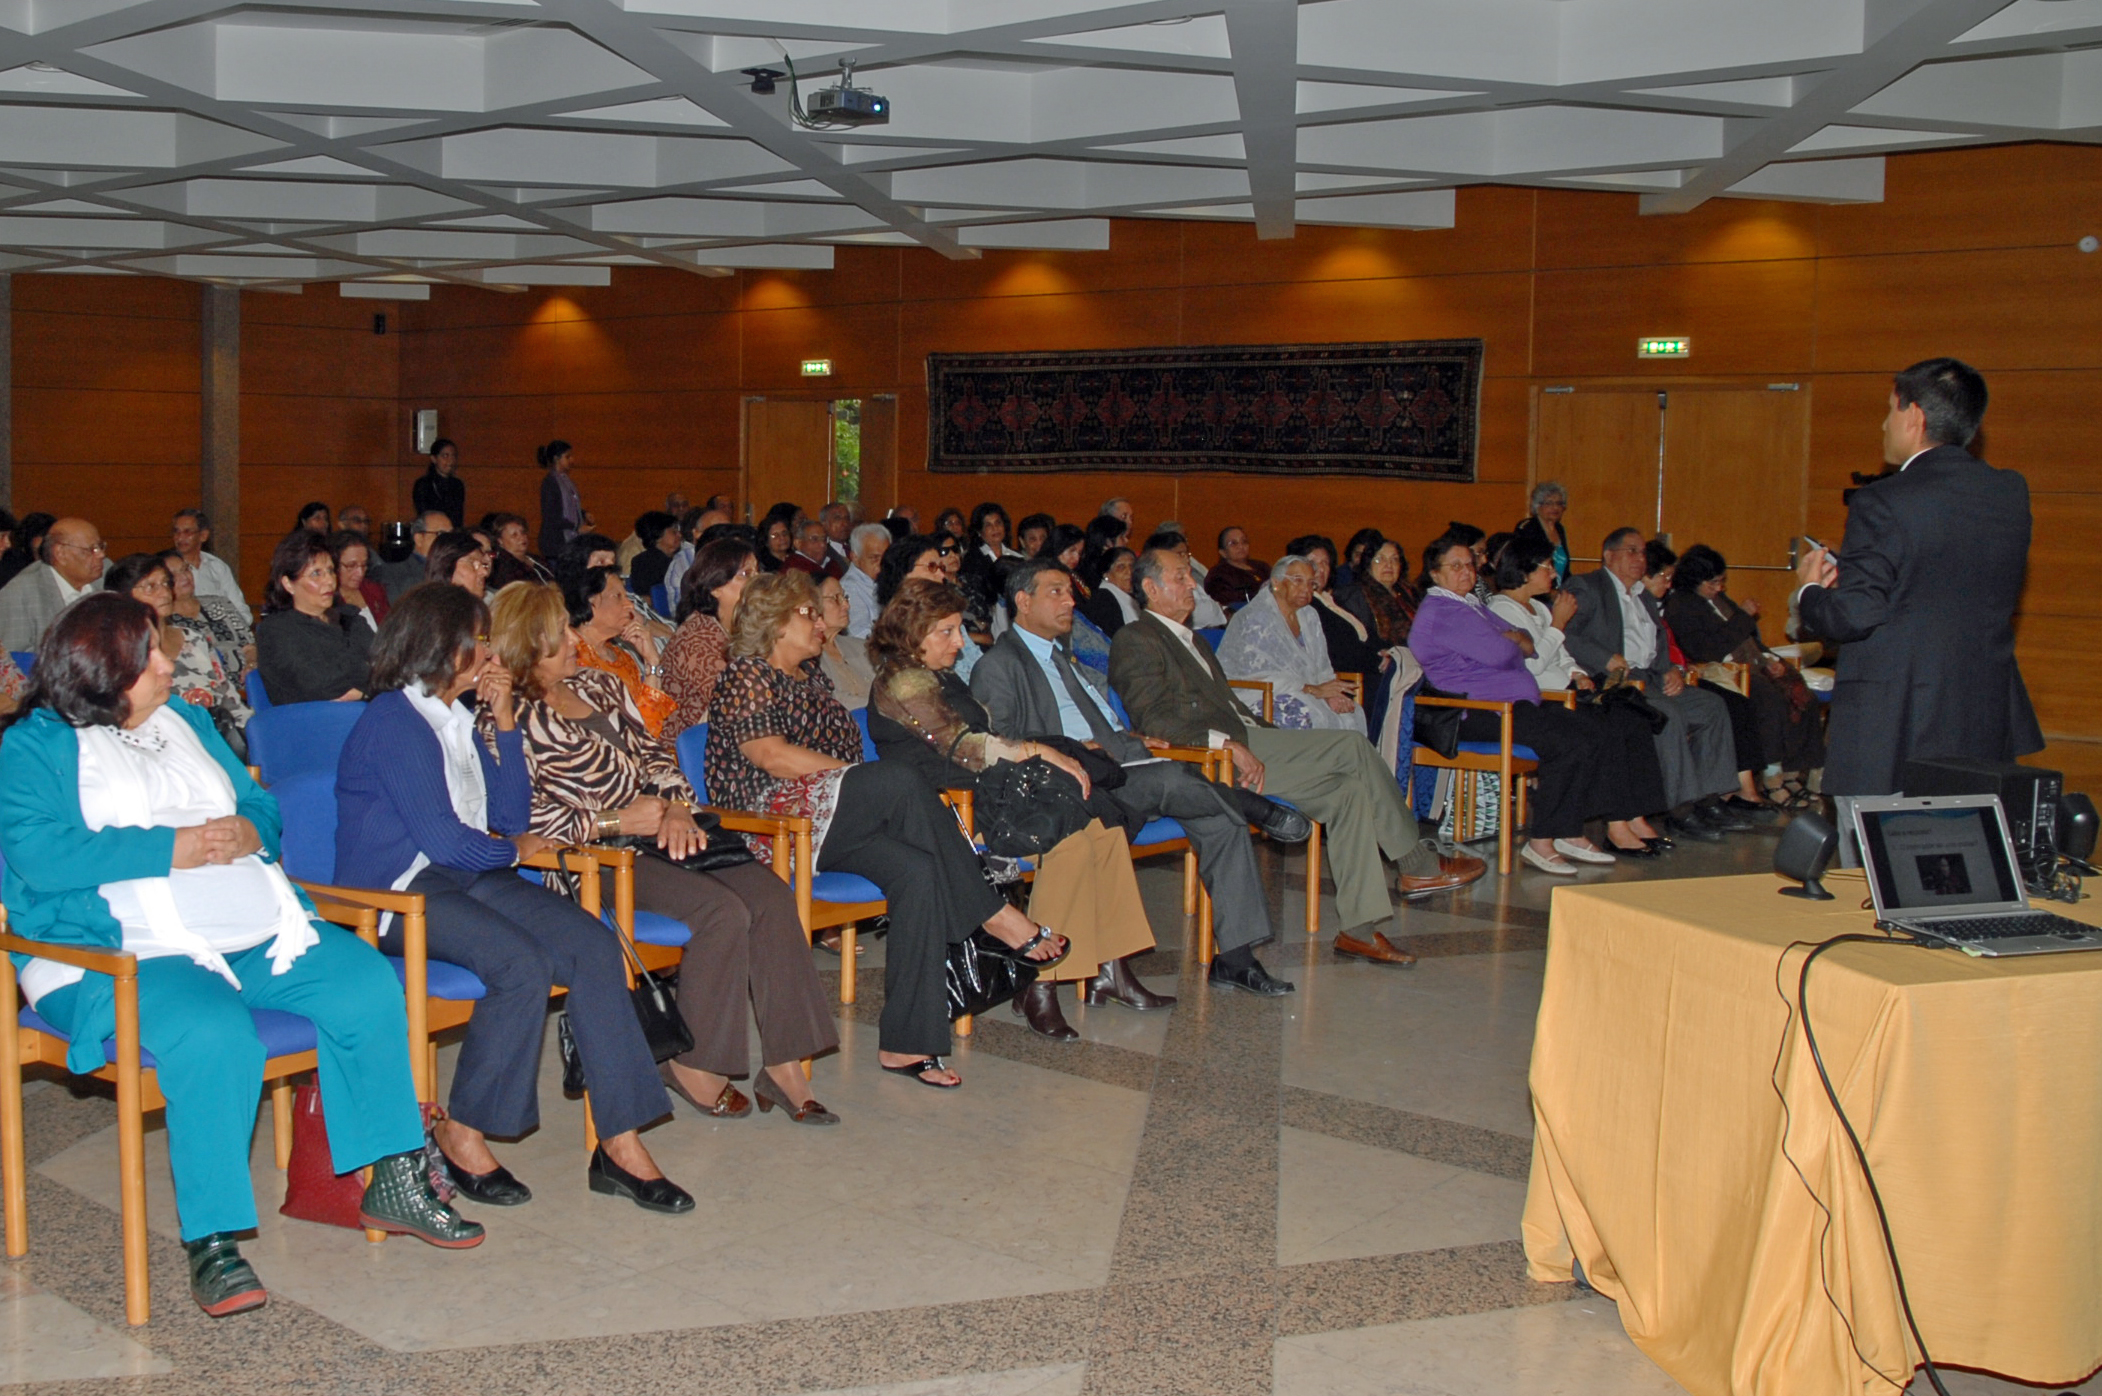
[1925,912,2099,941]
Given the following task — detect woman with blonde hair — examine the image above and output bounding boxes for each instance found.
[481,582,839,1123]
[705,570,1067,1089]
[868,578,1169,1041]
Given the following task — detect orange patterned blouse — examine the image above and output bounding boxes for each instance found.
[574,636,678,737]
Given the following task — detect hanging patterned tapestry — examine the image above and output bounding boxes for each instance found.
[927,339,1483,479]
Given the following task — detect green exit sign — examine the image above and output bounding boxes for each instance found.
[1638,337,1691,358]
[800,358,833,377]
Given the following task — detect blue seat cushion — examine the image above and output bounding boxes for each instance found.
[1132,817,1186,847]
[811,871,885,905]
[1456,741,1540,761]
[20,1006,317,1069]
[387,956,487,1002]
[630,910,691,948]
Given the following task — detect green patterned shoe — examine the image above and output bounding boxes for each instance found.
[358,1151,486,1249]
[184,1233,267,1317]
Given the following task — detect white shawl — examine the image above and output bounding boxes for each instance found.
[1217,584,1367,735]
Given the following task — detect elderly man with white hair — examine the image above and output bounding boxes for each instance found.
[842,522,890,637]
[1217,554,1368,735]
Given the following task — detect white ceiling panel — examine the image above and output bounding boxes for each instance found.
[0,0,2074,286]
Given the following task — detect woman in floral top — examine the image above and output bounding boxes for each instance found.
[565,563,678,736]
[704,571,1067,1090]
[160,549,253,680]
[661,537,757,741]
[107,553,251,756]
[480,582,839,1124]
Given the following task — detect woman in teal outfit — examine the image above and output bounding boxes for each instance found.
[0,593,482,1319]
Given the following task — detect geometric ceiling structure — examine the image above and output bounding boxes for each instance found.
[0,0,2092,289]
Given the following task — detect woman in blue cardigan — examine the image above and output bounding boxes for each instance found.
[0,594,482,1319]
[333,584,688,1215]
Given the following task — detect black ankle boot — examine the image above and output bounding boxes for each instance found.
[1014,980,1079,1039]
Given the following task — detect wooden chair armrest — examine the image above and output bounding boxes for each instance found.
[290,881,427,916]
[1413,694,1514,714]
[1538,689,1580,709]
[1333,671,1365,703]
[1225,677,1274,723]
[308,899,382,946]
[1157,745,1216,765]
[0,934,138,978]
[706,807,808,836]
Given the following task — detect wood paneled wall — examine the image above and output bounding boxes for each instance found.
[9,143,2101,777]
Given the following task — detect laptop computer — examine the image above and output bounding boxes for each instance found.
[1851,794,2102,956]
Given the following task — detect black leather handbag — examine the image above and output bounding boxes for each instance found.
[944,930,1040,1020]
[971,756,1094,858]
[599,826,755,873]
[1411,681,1465,758]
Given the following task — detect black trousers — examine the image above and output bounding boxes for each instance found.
[1713,686,1763,772]
[387,866,669,1141]
[816,761,1005,1058]
[1459,701,1669,840]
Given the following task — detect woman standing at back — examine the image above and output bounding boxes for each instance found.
[537,440,589,558]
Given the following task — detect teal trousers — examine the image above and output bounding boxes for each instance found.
[38,925,424,1241]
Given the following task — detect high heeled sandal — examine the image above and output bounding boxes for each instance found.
[982,925,1070,971]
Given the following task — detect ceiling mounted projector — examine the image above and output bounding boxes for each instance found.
[783,56,889,129]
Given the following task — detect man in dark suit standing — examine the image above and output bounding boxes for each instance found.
[1796,358,2042,797]
[972,559,1314,1003]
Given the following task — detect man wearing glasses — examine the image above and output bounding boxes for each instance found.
[0,517,106,653]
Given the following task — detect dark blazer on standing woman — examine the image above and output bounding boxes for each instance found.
[1796,444,2041,796]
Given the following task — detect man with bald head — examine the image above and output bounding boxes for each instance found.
[0,516,105,652]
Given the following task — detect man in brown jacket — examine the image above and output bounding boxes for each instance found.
[1109,548,1485,988]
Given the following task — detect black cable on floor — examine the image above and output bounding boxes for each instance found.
[1776,932,1953,1396]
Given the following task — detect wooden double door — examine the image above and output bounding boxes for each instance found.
[1531,380,1810,615]
[742,396,896,520]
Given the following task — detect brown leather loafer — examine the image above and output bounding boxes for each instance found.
[1333,930,1418,967]
[1398,852,1488,897]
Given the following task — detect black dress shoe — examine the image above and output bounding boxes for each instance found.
[1643,835,1676,853]
[1014,980,1079,1039]
[443,1154,532,1206]
[1082,955,1177,1011]
[588,1147,694,1214]
[1697,799,1757,833]
[1607,840,1663,859]
[1234,791,1313,844]
[1207,960,1295,996]
[1667,813,1724,843]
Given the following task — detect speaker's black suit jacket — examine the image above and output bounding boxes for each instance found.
[1798,444,2042,796]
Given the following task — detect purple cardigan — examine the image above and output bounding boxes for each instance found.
[1409,593,1542,705]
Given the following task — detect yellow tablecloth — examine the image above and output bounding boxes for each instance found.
[1521,872,2102,1396]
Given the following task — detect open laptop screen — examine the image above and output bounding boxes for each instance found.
[1858,804,2022,913]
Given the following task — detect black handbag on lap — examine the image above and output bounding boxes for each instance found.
[599,827,755,873]
[971,756,1094,858]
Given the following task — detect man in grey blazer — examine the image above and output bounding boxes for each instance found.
[1562,528,1747,840]
[0,517,105,654]
[1109,548,1487,989]
[973,559,1313,1001]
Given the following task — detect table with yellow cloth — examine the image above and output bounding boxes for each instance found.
[1521,871,2102,1396]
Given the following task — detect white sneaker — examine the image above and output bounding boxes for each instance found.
[1521,844,1580,875]
[1552,839,1617,865]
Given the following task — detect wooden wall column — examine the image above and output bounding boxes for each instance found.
[0,274,12,512]
[201,286,239,575]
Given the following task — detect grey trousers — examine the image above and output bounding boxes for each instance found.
[1246,728,1426,931]
[1649,686,1740,808]
[1111,758,1273,954]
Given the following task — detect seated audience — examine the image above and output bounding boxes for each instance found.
[1218,555,1366,735]
[1079,515,1128,577]
[879,534,984,680]
[296,502,332,535]
[1513,481,1572,585]
[1286,535,1397,734]
[331,530,382,638]
[1485,536,1585,692]
[0,652,22,715]
[1111,548,1484,978]
[1144,529,1228,628]
[338,505,372,538]
[1408,538,1670,874]
[1666,543,1825,803]
[483,581,839,1124]
[663,538,759,740]
[1358,537,1419,646]
[1078,545,1140,638]
[1014,512,1054,559]
[782,518,844,581]
[1561,527,1755,834]
[816,574,873,711]
[0,593,479,1317]
[255,532,369,705]
[334,584,688,1213]
[842,523,889,638]
[819,502,855,570]
[628,511,683,596]
[0,516,105,653]
[487,512,551,590]
[757,515,794,573]
[562,532,675,651]
[0,512,55,593]
[373,512,449,602]
[870,578,1165,1040]
[1337,527,1384,588]
[958,503,1019,635]
[1041,523,1086,571]
[1101,497,1134,533]
[568,563,677,737]
[705,571,1067,1088]
[160,549,254,681]
[661,506,719,602]
[426,529,491,599]
[107,552,250,756]
[974,559,1310,988]
[934,507,968,544]
[170,509,249,623]
[1203,526,1268,610]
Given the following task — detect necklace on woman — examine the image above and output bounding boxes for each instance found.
[115,719,170,754]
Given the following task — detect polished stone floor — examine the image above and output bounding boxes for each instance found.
[5,815,2097,1394]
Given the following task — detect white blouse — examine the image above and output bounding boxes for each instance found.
[1487,593,1580,690]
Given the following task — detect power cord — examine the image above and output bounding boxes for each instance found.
[1773,932,1953,1396]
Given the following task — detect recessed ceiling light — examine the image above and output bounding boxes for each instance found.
[25,61,63,72]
